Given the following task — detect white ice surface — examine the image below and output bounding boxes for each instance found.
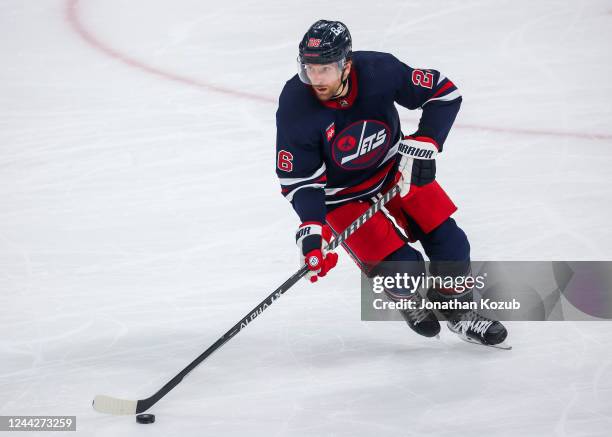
[1,0,612,436]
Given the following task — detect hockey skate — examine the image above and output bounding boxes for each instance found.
[446,310,511,350]
[386,290,440,338]
[426,286,511,350]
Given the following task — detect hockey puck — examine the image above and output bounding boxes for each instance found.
[136,414,155,424]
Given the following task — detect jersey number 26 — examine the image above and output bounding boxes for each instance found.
[411,70,434,89]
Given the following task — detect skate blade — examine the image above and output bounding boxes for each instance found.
[459,335,512,350]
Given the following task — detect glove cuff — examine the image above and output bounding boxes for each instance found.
[399,136,439,160]
[296,222,335,256]
[296,222,323,256]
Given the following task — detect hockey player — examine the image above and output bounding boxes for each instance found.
[275,20,508,347]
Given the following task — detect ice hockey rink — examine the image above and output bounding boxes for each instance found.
[2,0,612,435]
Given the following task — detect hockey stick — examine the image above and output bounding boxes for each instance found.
[92,185,401,415]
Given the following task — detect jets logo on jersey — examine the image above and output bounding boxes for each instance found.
[331,120,391,170]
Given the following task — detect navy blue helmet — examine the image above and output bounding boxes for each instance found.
[298,20,352,65]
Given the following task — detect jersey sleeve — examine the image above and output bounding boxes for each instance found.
[276,114,327,224]
[391,57,462,151]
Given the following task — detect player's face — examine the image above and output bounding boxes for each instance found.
[305,62,350,101]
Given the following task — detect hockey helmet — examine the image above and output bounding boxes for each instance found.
[297,20,352,84]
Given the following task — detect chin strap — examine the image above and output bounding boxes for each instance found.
[331,67,350,100]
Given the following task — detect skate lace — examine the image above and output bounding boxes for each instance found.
[454,312,493,338]
[404,295,430,324]
[384,289,432,324]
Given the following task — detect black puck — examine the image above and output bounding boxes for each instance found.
[136,413,155,424]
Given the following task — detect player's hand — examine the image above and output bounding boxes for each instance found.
[295,222,338,283]
[397,135,439,196]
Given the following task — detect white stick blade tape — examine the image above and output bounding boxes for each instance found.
[93,395,137,415]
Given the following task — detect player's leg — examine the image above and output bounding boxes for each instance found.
[326,197,440,337]
[369,244,441,337]
[409,216,508,346]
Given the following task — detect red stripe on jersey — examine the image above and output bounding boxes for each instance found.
[432,80,455,98]
[300,221,324,227]
[335,160,395,196]
[280,175,327,193]
[409,135,440,150]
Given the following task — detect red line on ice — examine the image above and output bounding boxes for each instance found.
[65,0,612,141]
[64,0,274,104]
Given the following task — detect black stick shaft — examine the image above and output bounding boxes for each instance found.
[135,185,400,413]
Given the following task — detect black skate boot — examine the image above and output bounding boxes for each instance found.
[385,290,440,338]
[427,287,511,349]
[369,256,440,338]
[446,311,509,349]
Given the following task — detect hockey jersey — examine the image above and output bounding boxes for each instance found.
[275,50,461,223]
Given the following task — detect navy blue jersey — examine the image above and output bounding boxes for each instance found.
[275,50,461,223]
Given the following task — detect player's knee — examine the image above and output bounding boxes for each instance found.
[426,218,470,261]
[369,244,424,278]
[383,244,424,263]
[368,244,424,298]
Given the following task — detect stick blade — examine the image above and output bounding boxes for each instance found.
[93,395,138,415]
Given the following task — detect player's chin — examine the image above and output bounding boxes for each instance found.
[314,88,332,101]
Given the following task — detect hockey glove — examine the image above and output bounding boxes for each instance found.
[295,222,338,283]
[397,135,439,196]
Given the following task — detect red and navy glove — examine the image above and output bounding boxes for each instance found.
[295,222,338,283]
[397,135,439,196]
